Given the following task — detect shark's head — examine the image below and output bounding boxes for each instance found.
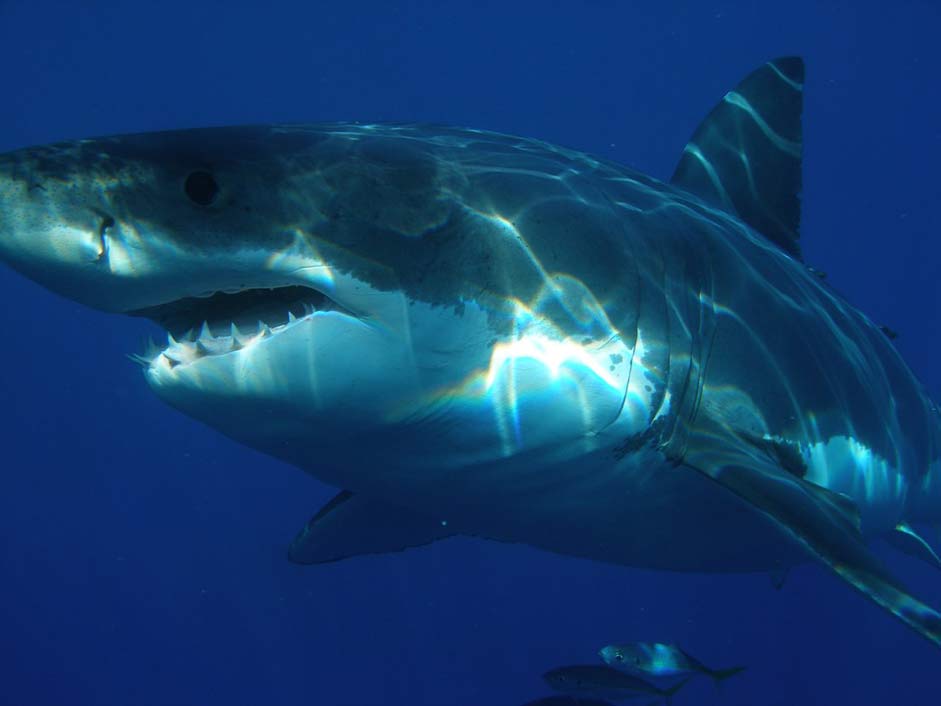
[0,125,644,491]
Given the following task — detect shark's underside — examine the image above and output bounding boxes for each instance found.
[1,58,940,646]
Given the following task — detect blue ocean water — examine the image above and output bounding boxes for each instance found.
[0,1,938,704]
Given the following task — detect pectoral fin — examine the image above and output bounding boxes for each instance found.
[683,431,941,647]
[886,523,941,571]
[288,491,455,564]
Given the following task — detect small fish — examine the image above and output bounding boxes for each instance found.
[599,642,745,686]
[543,665,690,703]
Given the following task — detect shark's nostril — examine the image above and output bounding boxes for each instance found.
[95,214,115,264]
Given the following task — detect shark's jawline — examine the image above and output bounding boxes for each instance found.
[129,285,350,339]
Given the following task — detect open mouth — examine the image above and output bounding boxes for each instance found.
[129,285,353,367]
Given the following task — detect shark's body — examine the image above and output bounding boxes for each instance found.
[2,58,941,645]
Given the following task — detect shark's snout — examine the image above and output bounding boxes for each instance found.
[0,158,120,309]
[0,138,332,315]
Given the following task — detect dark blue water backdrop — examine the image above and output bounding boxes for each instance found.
[1,2,939,705]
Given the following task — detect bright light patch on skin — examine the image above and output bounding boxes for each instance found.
[802,435,907,531]
[652,390,672,423]
[723,91,801,157]
[768,61,804,91]
[472,209,629,339]
[409,276,635,459]
[483,326,622,392]
[264,228,337,292]
[481,329,627,456]
[473,209,562,297]
[101,221,148,276]
[45,223,103,263]
[97,217,228,282]
[620,328,662,430]
[682,143,734,211]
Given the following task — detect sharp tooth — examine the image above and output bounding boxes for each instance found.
[288,311,296,323]
[230,323,245,349]
[167,332,179,347]
[257,321,272,337]
[199,321,212,341]
[182,328,196,342]
[196,339,212,356]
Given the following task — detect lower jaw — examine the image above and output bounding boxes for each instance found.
[142,309,405,411]
[135,315,314,370]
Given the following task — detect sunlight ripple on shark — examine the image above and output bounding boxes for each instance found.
[2,58,941,646]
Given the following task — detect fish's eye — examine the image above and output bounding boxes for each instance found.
[184,170,219,206]
[615,654,623,662]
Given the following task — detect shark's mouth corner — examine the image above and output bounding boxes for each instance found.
[129,285,354,368]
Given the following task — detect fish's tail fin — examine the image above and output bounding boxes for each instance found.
[663,675,693,705]
[710,665,746,688]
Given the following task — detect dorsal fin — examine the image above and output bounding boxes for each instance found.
[671,57,804,260]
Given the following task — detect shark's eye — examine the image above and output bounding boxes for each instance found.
[184,171,219,206]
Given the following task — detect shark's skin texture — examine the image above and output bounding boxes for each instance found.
[1,59,940,644]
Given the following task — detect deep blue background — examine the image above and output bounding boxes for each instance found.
[1,2,939,705]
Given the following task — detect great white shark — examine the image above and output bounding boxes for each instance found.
[2,57,941,647]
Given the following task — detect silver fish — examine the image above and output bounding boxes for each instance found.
[599,642,745,686]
